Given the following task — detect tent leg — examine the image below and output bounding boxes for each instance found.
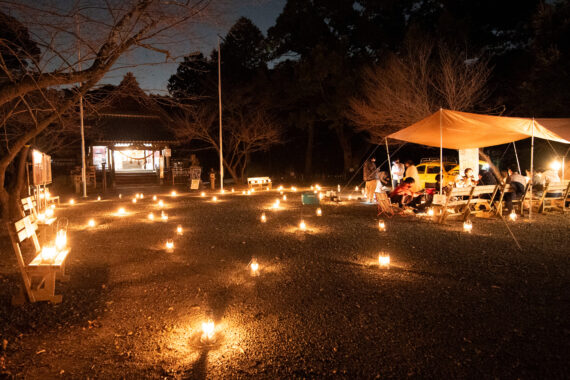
[385,138,393,188]
[513,142,521,174]
[439,108,443,194]
[529,119,535,220]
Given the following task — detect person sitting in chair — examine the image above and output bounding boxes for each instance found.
[504,167,526,213]
[390,177,423,210]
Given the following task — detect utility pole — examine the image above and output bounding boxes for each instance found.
[77,16,87,198]
[217,37,224,190]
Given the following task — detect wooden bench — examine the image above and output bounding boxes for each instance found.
[434,186,475,223]
[536,180,570,213]
[7,216,70,305]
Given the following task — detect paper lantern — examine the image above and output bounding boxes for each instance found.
[212,196,217,202]
[283,195,287,201]
[119,194,122,199]
[158,200,164,207]
[201,192,206,197]
[378,253,390,267]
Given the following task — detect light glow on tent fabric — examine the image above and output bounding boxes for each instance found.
[550,160,562,171]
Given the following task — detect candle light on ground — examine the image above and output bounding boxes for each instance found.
[378,253,390,268]
[177,225,183,235]
[355,186,359,191]
[171,190,177,197]
[319,192,324,200]
[165,239,174,251]
[69,198,75,205]
[463,220,473,233]
[201,320,215,343]
[316,208,322,216]
[283,195,287,201]
[161,211,168,221]
[220,189,225,194]
[117,207,126,216]
[261,213,267,223]
[46,208,54,218]
[201,192,206,197]
[299,220,307,231]
[509,210,517,221]
[291,186,297,192]
[212,196,218,202]
[158,200,164,207]
[132,198,137,204]
[153,195,157,201]
[38,213,46,222]
[427,208,435,217]
[348,195,352,200]
[250,257,259,276]
[242,190,246,195]
[119,194,122,199]
[148,212,155,221]
[378,220,386,231]
[87,219,96,228]
[231,188,235,193]
[97,195,101,201]
[140,193,144,199]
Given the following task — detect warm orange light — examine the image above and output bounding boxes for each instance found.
[176,225,183,235]
[46,208,54,218]
[148,212,155,220]
[119,194,122,199]
[201,320,215,342]
[97,195,101,201]
[132,198,137,204]
[161,211,168,221]
[261,213,267,223]
[69,198,75,205]
[158,200,164,207]
[378,220,386,231]
[463,220,473,233]
[55,230,66,250]
[212,196,217,202]
[153,195,157,201]
[171,190,177,197]
[283,195,287,201]
[378,253,390,267]
[87,219,96,228]
[250,257,259,275]
[509,210,517,221]
[40,246,57,264]
[166,239,174,251]
[427,208,435,217]
[117,207,126,216]
[201,192,206,197]
[299,220,306,230]
[316,208,322,216]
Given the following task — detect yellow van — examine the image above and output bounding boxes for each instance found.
[415,159,491,189]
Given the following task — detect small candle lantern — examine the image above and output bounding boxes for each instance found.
[158,200,164,207]
[119,194,122,199]
[212,196,217,202]
[201,192,206,197]
[319,193,324,200]
[463,220,473,233]
[46,208,54,218]
[242,190,246,195]
[132,198,137,204]
[171,190,177,197]
[316,208,322,216]
[221,189,225,194]
[161,211,168,221]
[249,257,260,276]
[337,185,341,192]
[231,188,235,193]
[310,186,314,190]
[55,219,68,251]
[509,210,517,221]
[348,195,352,200]
[87,219,96,228]
[41,246,57,264]
[299,220,306,231]
[378,220,386,231]
[378,253,390,268]
[165,239,174,251]
[427,208,435,217]
[69,198,75,205]
[153,195,157,201]
[261,213,267,223]
[283,195,287,201]
[177,225,183,235]
[97,195,101,201]
[201,319,215,343]
[247,190,251,195]
[291,186,297,192]
[355,186,359,191]
[148,212,155,221]
[140,193,144,199]
[118,207,126,216]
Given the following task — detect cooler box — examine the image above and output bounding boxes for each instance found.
[302,192,320,205]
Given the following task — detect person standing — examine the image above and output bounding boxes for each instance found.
[363,157,379,203]
[209,168,216,190]
[404,160,421,192]
[391,159,405,189]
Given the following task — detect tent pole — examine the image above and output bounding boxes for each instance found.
[529,118,535,220]
[513,142,521,174]
[385,138,393,188]
[439,108,443,194]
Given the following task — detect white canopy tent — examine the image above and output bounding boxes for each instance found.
[386,109,570,218]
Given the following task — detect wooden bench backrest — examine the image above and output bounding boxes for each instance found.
[449,186,475,197]
[544,181,569,193]
[13,216,40,251]
[471,185,498,196]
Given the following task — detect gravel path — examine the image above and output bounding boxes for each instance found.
[1,186,569,378]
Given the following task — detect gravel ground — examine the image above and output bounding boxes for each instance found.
[0,186,569,379]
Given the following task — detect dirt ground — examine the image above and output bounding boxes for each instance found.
[0,186,569,379]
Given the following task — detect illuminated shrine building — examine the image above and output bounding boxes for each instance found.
[88,73,176,183]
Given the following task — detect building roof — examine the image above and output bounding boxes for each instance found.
[87,73,176,145]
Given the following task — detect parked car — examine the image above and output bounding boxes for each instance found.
[416,159,490,189]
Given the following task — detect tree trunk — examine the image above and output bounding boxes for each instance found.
[335,125,352,175]
[226,165,240,185]
[304,123,314,176]
[239,153,250,183]
[1,145,29,221]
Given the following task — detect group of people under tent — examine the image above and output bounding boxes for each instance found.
[362,156,564,215]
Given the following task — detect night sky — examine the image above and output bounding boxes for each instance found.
[101,0,286,94]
